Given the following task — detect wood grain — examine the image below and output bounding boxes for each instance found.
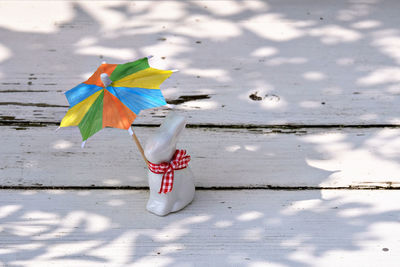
[0,1,399,126]
[1,126,399,188]
[0,2,398,265]
[0,189,399,266]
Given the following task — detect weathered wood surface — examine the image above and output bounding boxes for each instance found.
[0,0,400,125]
[1,189,399,267]
[2,126,400,188]
[0,1,399,266]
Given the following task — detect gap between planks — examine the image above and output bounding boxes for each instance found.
[0,186,399,190]
[1,120,400,129]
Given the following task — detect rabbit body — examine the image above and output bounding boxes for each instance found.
[144,113,195,216]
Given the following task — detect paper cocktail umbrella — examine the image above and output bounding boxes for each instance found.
[59,56,175,164]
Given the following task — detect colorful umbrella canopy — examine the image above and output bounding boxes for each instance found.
[59,57,173,142]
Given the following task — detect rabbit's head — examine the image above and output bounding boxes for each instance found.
[145,113,187,164]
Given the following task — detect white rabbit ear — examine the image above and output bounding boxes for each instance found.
[144,112,187,163]
[160,112,187,141]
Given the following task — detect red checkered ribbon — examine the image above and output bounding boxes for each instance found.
[147,150,191,194]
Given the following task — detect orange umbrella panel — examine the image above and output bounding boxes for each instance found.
[103,90,137,129]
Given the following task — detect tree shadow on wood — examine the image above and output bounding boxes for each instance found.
[0,0,399,266]
[0,189,399,266]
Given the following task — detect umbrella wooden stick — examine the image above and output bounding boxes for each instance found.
[129,127,149,165]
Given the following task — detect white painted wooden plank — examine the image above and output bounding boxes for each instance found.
[1,126,400,188]
[1,1,400,125]
[0,189,399,266]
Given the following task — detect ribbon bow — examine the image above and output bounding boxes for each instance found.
[147,149,191,194]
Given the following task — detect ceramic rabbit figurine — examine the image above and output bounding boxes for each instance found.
[144,113,195,216]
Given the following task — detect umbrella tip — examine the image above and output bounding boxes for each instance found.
[147,55,153,60]
[165,104,176,109]
[81,140,87,148]
[171,69,179,73]
[100,73,112,87]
